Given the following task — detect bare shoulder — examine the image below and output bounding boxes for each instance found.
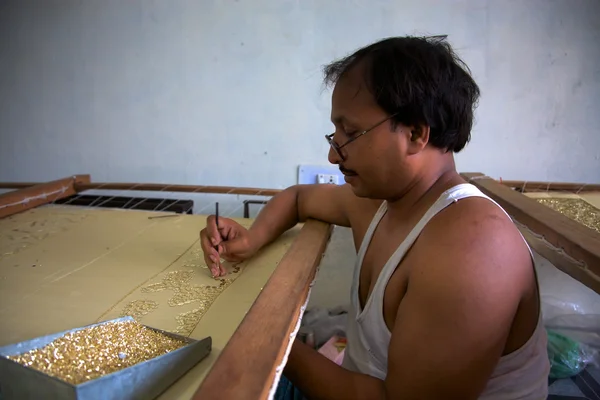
[385,197,536,397]
[410,196,533,293]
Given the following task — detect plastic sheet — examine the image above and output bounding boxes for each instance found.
[542,295,600,379]
[298,306,348,349]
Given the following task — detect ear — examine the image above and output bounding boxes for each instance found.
[407,125,430,155]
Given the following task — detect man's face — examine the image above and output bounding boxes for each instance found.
[327,66,415,199]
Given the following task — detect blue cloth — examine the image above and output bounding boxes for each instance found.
[274,375,305,400]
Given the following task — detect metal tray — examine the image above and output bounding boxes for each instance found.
[0,316,211,400]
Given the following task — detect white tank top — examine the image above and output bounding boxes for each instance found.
[341,183,550,399]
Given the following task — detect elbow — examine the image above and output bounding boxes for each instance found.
[268,185,304,223]
[290,185,303,223]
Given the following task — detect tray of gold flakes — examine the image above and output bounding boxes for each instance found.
[0,316,212,399]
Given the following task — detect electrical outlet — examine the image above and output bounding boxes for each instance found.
[317,174,339,184]
[298,165,344,185]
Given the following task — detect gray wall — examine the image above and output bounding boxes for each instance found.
[1,0,599,186]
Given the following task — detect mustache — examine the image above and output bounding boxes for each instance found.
[339,166,357,175]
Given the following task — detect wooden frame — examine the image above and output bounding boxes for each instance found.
[0,180,282,197]
[0,175,91,218]
[0,175,332,400]
[461,173,600,294]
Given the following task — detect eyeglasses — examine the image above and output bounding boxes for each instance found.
[325,113,397,160]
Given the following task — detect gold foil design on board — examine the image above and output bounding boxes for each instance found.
[115,243,244,336]
[537,198,600,233]
[188,247,207,267]
[168,278,234,307]
[174,308,205,336]
[140,270,236,307]
[141,270,195,293]
[0,208,88,259]
[120,300,159,320]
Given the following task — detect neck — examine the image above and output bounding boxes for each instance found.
[385,155,463,219]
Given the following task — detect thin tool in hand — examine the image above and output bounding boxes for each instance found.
[215,202,219,228]
[214,202,220,253]
[213,202,221,277]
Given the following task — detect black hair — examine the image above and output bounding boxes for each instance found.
[323,35,480,153]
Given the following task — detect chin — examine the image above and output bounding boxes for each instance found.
[347,180,371,198]
[346,178,387,199]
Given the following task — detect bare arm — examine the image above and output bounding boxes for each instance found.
[202,183,369,276]
[384,202,532,398]
[248,183,357,250]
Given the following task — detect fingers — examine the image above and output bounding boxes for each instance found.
[205,215,229,278]
[210,244,229,278]
[206,215,222,246]
[219,238,248,261]
[219,224,233,242]
[217,256,227,277]
[210,254,222,278]
[199,228,212,262]
[202,216,248,278]
[207,215,240,245]
[200,228,221,277]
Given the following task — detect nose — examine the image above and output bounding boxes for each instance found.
[328,145,342,165]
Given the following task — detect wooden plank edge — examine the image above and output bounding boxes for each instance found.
[0,182,45,189]
[0,175,90,218]
[77,183,282,197]
[500,180,600,193]
[0,181,282,197]
[460,172,600,283]
[193,220,333,400]
[517,225,600,295]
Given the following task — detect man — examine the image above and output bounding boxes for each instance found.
[200,36,550,399]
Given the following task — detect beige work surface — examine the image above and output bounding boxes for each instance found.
[0,205,301,399]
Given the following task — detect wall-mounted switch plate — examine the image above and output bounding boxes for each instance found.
[317,173,339,184]
[298,165,345,185]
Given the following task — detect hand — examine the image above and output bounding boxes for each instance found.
[200,215,258,278]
